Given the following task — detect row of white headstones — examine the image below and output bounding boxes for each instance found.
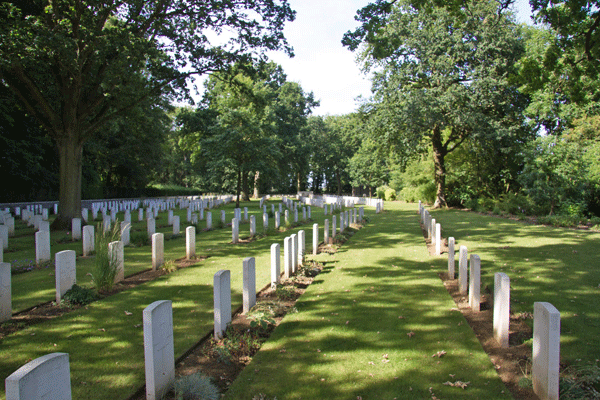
[419,201,560,400]
[2,198,368,400]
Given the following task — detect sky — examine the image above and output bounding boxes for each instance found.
[263,0,536,117]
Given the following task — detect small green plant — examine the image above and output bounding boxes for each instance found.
[248,309,276,331]
[172,373,220,400]
[91,221,120,292]
[275,285,296,301]
[162,259,177,273]
[560,363,600,399]
[62,284,97,306]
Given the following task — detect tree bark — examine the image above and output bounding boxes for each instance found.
[235,168,241,208]
[52,136,83,230]
[241,170,250,201]
[253,171,260,198]
[432,125,448,209]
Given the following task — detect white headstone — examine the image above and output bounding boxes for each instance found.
[243,257,256,313]
[147,218,156,238]
[284,237,292,279]
[469,254,481,312]
[143,300,175,400]
[232,218,239,244]
[109,241,124,283]
[35,231,51,264]
[533,302,560,400]
[186,226,195,260]
[71,218,82,241]
[249,215,256,236]
[0,225,8,250]
[120,222,131,247]
[332,215,337,239]
[284,210,289,225]
[5,217,15,237]
[312,223,318,255]
[172,215,180,236]
[214,270,231,340]
[435,223,441,256]
[5,353,72,400]
[55,250,76,303]
[206,212,212,229]
[324,219,329,244]
[82,225,95,256]
[459,245,468,294]
[0,262,11,322]
[271,243,280,289]
[151,233,164,271]
[494,272,510,348]
[138,208,144,222]
[275,211,280,229]
[263,213,268,230]
[447,237,455,279]
[220,210,226,224]
[297,230,305,267]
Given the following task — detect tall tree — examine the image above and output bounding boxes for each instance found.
[344,0,527,207]
[0,0,294,228]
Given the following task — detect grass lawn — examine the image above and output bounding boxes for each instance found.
[224,202,511,399]
[427,208,600,366]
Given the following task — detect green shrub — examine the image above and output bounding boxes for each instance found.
[91,222,120,292]
[399,182,436,204]
[173,373,220,400]
[384,188,397,201]
[376,187,386,199]
[62,284,97,306]
[129,230,150,247]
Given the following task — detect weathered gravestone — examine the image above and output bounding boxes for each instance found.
[459,245,468,295]
[5,353,72,400]
[109,241,124,283]
[271,243,280,288]
[55,250,76,303]
[447,237,455,279]
[143,300,175,400]
[313,223,318,255]
[232,218,239,244]
[469,254,481,312]
[243,257,256,313]
[0,262,11,322]
[120,222,131,247]
[533,302,560,400]
[214,270,231,340]
[494,272,510,348]
[82,225,95,256]
[284,237,292,279]
[186,226,195,260]
[152,233,164,271]
[249,215,256,236]
[35,231,51,264]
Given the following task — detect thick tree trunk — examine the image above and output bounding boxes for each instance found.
[52,136,83,230]
[296,172,301,194]
[432,126,448,209]
[236,168,241,208]
[241,170,250,201]
[253,171,260,199]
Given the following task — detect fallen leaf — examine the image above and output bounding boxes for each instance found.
[368,361,375,365]
[98,328,105,332]
[124,311,132,316]
[444,381,470,389]
[407,331,415,338]
[279,349,286,353]
[432,351,447,358]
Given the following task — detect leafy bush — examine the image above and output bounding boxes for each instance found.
[399,183,436,204]
[384,187,397,201]
[173,373,220,400]
[91,222,120,292]
[129,230,150,247]
[376,187,386,199]
[62,284,97,306]
[275,285,296,301]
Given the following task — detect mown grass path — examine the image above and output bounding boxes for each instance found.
[224,202,510,399]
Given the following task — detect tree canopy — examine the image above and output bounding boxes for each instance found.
[0,0,295,227]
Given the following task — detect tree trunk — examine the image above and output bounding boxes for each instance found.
[432,126,448,209]
[241,170,250,201]
[235,168,241,208]
[296,172,301,194]
[253,171,260,198]
[52,136,83,230]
